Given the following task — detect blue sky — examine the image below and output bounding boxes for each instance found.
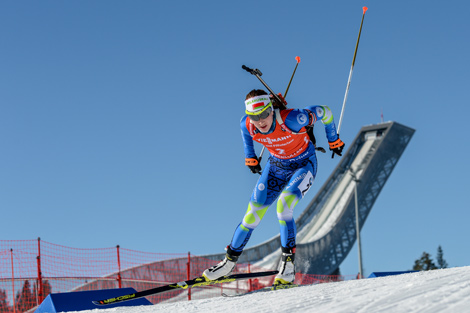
[1,0,469,277]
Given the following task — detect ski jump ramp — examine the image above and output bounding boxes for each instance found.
[203,121,415,275]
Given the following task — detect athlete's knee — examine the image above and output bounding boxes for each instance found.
[241,201,269,229]
[276,191,299,222]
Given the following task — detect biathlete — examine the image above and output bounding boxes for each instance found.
[203,89,345,286]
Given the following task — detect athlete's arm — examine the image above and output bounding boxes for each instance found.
[240,115,257,158]
[284,106,339,142]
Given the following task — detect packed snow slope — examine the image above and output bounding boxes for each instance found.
[78,266,470,313]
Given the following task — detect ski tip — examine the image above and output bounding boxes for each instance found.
[363,6,368,14]
[295,56,301,63]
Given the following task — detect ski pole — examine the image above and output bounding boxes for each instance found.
[333,6,368,159]
[284,56,301,98]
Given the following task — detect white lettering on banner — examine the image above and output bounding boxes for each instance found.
[290,151,310,162]
[275,149,286,155]
[257,135,292,144]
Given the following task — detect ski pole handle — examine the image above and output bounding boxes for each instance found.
[242,65,262,76]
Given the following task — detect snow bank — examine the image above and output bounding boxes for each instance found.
[72,266,470,313]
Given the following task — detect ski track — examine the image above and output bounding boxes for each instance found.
[69,266,470,313]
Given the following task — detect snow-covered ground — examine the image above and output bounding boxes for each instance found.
[76,266,470,313]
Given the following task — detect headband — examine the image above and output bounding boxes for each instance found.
[245,95,271,115]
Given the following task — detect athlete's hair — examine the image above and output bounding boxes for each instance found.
[245,89,267,100]
[245,89,283,109]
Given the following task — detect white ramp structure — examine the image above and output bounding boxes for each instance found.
[204,121,415,275]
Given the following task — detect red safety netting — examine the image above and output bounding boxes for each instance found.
[0,239,353,313]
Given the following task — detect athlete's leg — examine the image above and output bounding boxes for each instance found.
[277,156,317,249]
[230,160,288,253]
[275,155,317,284]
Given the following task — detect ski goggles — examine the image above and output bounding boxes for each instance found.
[247,105,273,121]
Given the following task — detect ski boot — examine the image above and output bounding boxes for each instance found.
[203,246,241,281]
[273,247,296,286]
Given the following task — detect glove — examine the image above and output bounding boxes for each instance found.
[245,157,262,174]
[269,93,287,109]
[329,138,345,157]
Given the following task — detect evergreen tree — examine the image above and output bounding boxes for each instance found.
[42,280,52,298]
[436,245,449,269]
[15,280,34,312]
[0,289,11,312]
[412,252,438,271]
[33,279,53,303]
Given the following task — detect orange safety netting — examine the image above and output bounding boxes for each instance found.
[0,239,351,313]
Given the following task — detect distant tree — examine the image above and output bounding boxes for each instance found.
[43,280,52,297]
[412,252,438,271]
[32,283,38,304]
[15,280,34,312]
[436,245,449,269]
[0,289,11,312]
[33,279,53,303]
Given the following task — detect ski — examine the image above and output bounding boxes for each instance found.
[222,283,300,297]
[92,270,278,306]
[270,283,300,291]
